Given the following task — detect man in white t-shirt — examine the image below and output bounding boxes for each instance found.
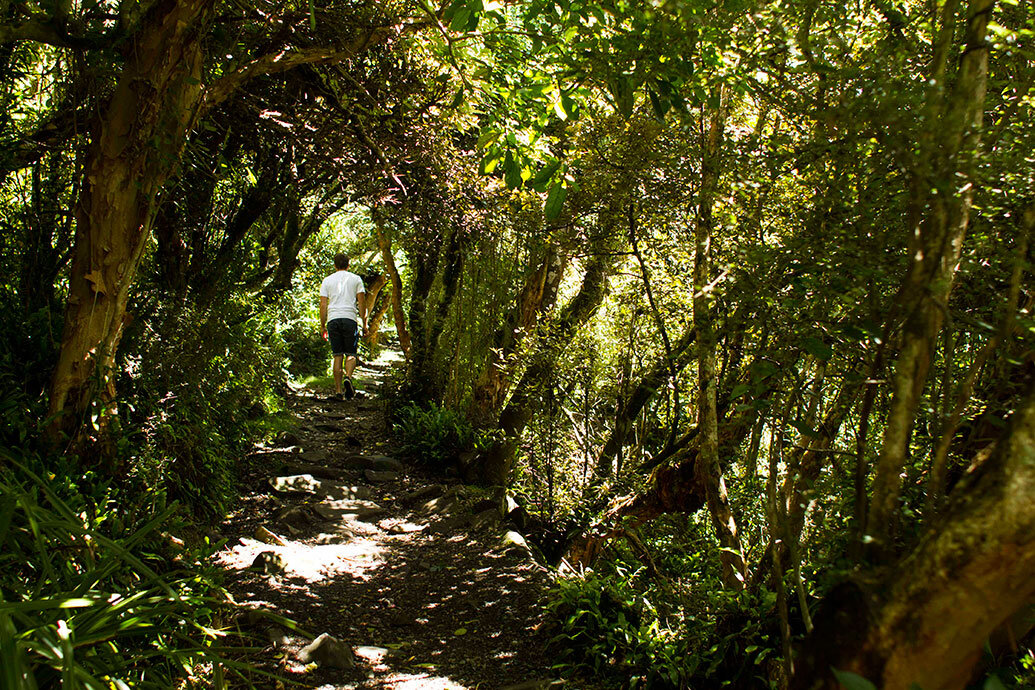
[319,253,366,400]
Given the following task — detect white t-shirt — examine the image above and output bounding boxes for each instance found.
[320,270,365,322]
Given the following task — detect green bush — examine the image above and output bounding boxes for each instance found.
[0,451,252,689]
[278,321,329,379]
[545,568,691,689]
[117,301,284,518]
[545,560,782,689]
[393,402,486,468]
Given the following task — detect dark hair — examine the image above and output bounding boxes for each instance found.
[334,253,349,270]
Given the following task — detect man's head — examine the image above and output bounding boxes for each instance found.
[334,253,349,270]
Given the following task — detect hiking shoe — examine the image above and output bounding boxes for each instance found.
[327,392,344,402]
[343,378,355,399]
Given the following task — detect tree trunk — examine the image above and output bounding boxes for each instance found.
[364,278,391,349]
[925,205,1032,518]
[372,208,411,356]
[405,225,443,402]
[20,152,73,316]
[866,0,994,552]
[566,403,758,567]
[466,233,618,485]
[47,0,214,440]
[783,367,862,546]
[693,86,746,589]
[414,222,467,401]
[793,381,1035,690]
[469,241,565,426]
[593,325,697,478]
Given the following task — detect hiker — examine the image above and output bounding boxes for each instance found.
[319,253,366,400]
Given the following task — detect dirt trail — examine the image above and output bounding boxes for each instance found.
[214,352,571,689]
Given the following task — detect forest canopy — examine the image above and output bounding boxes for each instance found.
[1,0,1034,687]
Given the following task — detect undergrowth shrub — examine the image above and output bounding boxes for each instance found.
[0,451,250,688]
[393,401,487,468]
[546,567,692,689]
[118,301,285,518]
[278,320,328,379]
[546,555,783,689]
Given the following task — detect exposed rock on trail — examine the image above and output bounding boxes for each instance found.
[214,356,582,689]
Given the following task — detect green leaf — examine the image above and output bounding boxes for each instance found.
[561,93,576,119]
[984,676,1008,690]
[477,129,500,150]
[532,159,561,191]
[611,74,634,118]
[450,8,472,31]
[790,420,820,438]
[553,95,568,120]
[545,181,566,219]
[750,360,779,382]
[648,88,670,118]
[730,384,751,399]
[453,627,467,636]
[802,336,832,361]
[480,151,500,174]
[504,150,522,189]
[831,669,877,690]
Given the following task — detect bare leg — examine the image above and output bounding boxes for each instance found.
[332,354,344,394]
[345,355,358,380]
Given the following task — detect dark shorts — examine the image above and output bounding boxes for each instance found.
[327,318,359,357]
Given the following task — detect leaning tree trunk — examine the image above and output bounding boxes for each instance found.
[469,241,565,427]
[566,402,759,567]
[412,222,467,401]
[47,0,214,440]
[466,233,618,485]
[372,208,411,357]
[792,380,1035,690]
[866,0,993,552]
[593,325,697,479]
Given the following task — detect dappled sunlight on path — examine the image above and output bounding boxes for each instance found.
[216,535,387,583]
[212,349,575,689]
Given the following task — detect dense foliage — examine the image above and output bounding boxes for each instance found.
[2,0,1034,686]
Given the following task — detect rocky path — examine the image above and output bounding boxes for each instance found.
[214,354,571,689]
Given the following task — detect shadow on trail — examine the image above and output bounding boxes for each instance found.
[213,351,561,689]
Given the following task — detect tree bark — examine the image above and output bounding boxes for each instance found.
[47,0,215,439]
[793,381,1035,690]
[469,241,565,426]
[566,403,758,567]
[693,86,746,589]
[866,0,994,551]
[925,205,1032,518]
[466,233,618,485]
[372,208,411,356]
[404,220,444,402]
[593,325,697,478]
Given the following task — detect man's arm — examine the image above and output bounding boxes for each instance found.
[357,291,367,334]
[320,296,329,338]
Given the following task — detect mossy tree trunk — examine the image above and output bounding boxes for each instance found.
[372,207,411,357]
[466,230,620,485]
[793,382,1035,690]
[693,87,746,589]
[469,240,566,427]
[866,0,994,552]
